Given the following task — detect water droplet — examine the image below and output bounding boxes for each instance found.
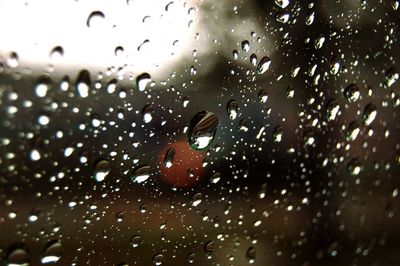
[204,241,214,259]
[256,56,271,74]
[163,148,175,168]
[348,158,362,176]
[153,253,164,265]
[250,54,257,66]
[246,247,256,264]
[6,52,19,68]
[232,49,239,59]
[76,70,91,98]
[114,46,124,57]
[326,100,340,121]
[136,73,151,91]
[330,55,341,75]
[87,11,105,28]
[187,252,195,263]
[93,159,110,182]
[304,130,315,145]
[227,100,239,120]
[346,121,360,141]
[238,119,249,132]
[258,89,268,103]
[130,235,142,248]
[314,34,325,49]
[132,165,151,183]
[392,0,399,10]
[275,0,290,8]
[50,46,64,62]
[6,245,30,266]
[241,40,250,52]
[187,111,219,150]
[305,11,315,25]
[191,192,202,207]
[41,240,63,264]
[210,172,221,184]
[276,12,290,23]
[182,96,190,107]
[344,84,360,103]
[35,77,51,98]
[286,85,294,98]
[142,105,153,123]
[30,149,41,161]
[362,103,377,126]
[385,67,398,87]
[273,126,283,143]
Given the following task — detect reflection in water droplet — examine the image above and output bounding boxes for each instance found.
[93,159,110,182]
[136,73,151,91]
[163,147,176,168]
[132,165,151,183]
[256,56,271,74]
[87,11,105,28]
[130,235,142,248]
[6,245,30,266]
[227,100,238,120]
[187,111,219,150]
[41,240,63,264]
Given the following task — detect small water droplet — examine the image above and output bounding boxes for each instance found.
[385,67,398,87]
[136,73,151,91]
[276,12,290,23]
[204,241,214,259]
[250,54,257,66]
[76,70,91,98]
[314,34,325,49]
[6,52,19,68]
[256,56,271,74]
[163,148,176,168]
[246,247,256,264]
[130,235,142,248]
[330,55,341,75]
[187,252,195,263]
[346,121,360,141]
[305,11,315,25]
[41,240,63,264]
[132,165,151,183]
[187,111,219,150]
[227,100,239,120]
[35,77,51,98]
[241,40,250,52]
[348,158,362,176]
[93,159,110,182]
[273,126,283,143]
[191,192,202,207]
[30,149,41,161]
[142,105,153,123]
[275,0,290,8]
[326,100,340,121]
[258,89,268,103]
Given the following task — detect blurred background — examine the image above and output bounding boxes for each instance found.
[0,0,400,265]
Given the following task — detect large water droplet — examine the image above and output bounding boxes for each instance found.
[191,192,202,207]
[204,241,214,259]
[93,159,110,182]
[273,126,283,143]
[326,100,340,121]
[256,56,271,74]
[136,73,151,91]
[130,235,142,248]
[187,111,219,150]
[346,121,360,142]
[153,253,164,265]
[35,77,51,98]
[246,247,256,264]
[131,165,151,183]
[344,84,360,103]
[241,40,250,52]
[142,105,153,123]
[41,240,63,264]
[6,245,30,266]
[6,52,19,68]
[275,0,290,8]
[348,158,362,176]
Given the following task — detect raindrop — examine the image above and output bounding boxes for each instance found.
[286,85,294,98]
[385,67,398,87]
[275,0,290,8]
[393,0,399,10]
[330,55,341,75]
[314,34,325,49]
[130,235,142,248]
[344,84,360,103]
[182,96,190,107]
[346,121,360,142]
[227,100,239,120]
[93,159,110,182]
[6,245,30,266]
[114,46,124,57]
[187,252,195,263]
[76,70,91,98]
[210,172,221,184]
[41,240,63,264]
[273,126,283,143]
[163,148,176,168]
[187,111,219,150]
[87,11,105,28]
[256,56,271,74]
[132,165,151,183]
[50,46,64,62]
[142,105,153,123]
[204,241,214,259]
[191,192,202,207]
[250,54,257,66]
[30,149,41,161]
[258,89,268,103]
[348,158,362,176]
[305,11,315,25]
[276,12,290,23]
[241,40,250,52]
[326,100,340,121]
[362,103,377,126]
[136,73,151,91]
[232,49,238,59]
[6,52,19,68]
[153,253,164,265]
[35,77,51,98]
[246,247,256,264]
